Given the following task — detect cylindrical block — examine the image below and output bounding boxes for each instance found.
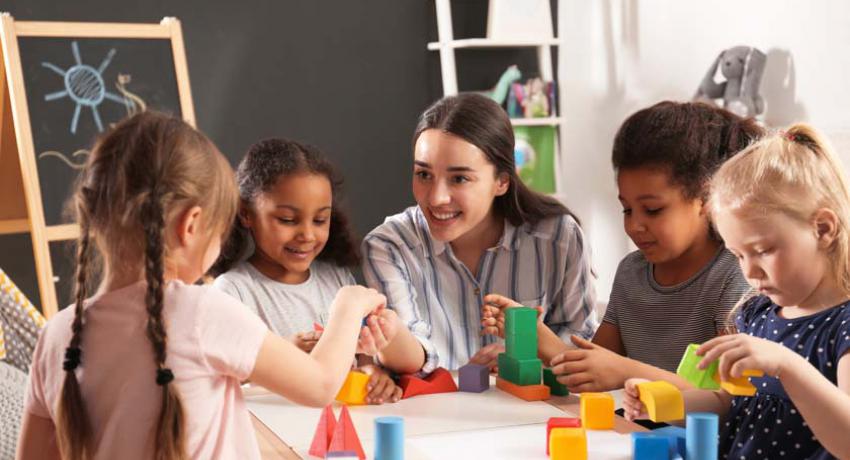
[686,412,718,460]
[374,416,404,460]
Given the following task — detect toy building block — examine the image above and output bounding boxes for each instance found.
[546,417,581,455]
[580,392,614,429]
[713,369,764,396]
[328,406,365,460]
[497,353,542,385]
[685,412,718,460]
[631,432,670,460]
[504,306,537,335]
[313,322,325,332]
[652,426,686,459]
[374,416,404,460]
[637,381,685,422]
[325,451,359,459]
[335,371,369,405]
[398,367,458,399]
[549,427,587,460]
[308,405,337,458]
[543,368,568,396]
[506,330,537,359]
[676,343,720,390]
[458,363,490,393]
[495,376,550,401]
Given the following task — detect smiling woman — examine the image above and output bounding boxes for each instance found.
[362,93,599,373]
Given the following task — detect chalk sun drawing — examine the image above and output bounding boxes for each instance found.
[41,41,125,134]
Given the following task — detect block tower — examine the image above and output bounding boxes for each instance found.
[496,307,550,401]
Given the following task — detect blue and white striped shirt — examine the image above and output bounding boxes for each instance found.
[362,206,599,373]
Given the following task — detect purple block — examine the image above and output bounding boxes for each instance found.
[458,363,490,393]
[325,451,359,459]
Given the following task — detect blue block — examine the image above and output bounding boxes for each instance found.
[632,432,670,460]
[374,416,404,460]
[686,413,718,460]
[653,425,686,458]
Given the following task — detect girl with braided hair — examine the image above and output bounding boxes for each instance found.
[17,112,386,459]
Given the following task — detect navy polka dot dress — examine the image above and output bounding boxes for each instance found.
[719,295,850,460]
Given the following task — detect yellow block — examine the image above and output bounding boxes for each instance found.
[580,392,614,430]
[714,369,765,396]
[335,371,369,405]
[637,380,684,422]
[549,427,587,460]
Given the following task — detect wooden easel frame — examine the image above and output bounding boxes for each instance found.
[0,14,196,317]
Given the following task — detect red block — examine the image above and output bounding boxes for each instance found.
[398,367,458,399]
[328,405,365,460]
[308,405,337,458]
[546,417,581,455]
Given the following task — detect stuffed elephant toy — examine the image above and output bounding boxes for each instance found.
[695,46,766,118]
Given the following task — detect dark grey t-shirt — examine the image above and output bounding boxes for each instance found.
[602,247,751,372]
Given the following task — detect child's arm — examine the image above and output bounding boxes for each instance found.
[249,286,385,407]
[16,413,59,460]
[699,333,850,459]
[358,308,426,374]
[622,378,733,426]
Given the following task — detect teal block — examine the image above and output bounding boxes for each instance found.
[505,307,537,336]
[506,332,537,359]
[676,343,720,390]
[543,368,569,396]
[497,353,542,385]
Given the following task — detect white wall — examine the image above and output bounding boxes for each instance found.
[556,0,850,301]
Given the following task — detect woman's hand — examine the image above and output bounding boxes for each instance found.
[357,309,401,356]
[469,343,505,372]
[481,293,543,338]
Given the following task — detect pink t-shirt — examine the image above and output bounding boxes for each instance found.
[25,280,268,459]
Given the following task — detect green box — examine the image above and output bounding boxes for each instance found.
[543,368,569,396]
[676,343,720,390]
[498,353,542,385]
[506,332,537,359]
[505,307,537,336]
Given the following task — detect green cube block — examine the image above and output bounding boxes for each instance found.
[505,307,537,336]
[506,332,537,359]
[676,343,720,390]
[543,368,569,396]
[498,353,542,385]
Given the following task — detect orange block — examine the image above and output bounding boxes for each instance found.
[714,369,765,396]
[580,393,614,429]
[549,427,587,460]
[328,405,365,460]
[636,380,684,422]
[398,367,458,399]
[308,405,337,458]
[336,371,369,405]
[495,377,550,401]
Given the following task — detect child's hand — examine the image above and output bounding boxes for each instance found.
[549,335,629,393]
[622,378,651,421]
[469,343,505,372]
[480,294,544,338]
[697,333,791,380]
[292,330,322,353]
[332,285,386,318]
[359,364,402,405]
[356,309,400,356]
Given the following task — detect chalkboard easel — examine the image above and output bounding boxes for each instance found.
[0,14,196,317]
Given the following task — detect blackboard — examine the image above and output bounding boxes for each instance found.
[19,37,182,226]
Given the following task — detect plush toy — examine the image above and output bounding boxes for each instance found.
[695,46,766,118]
[485,65,522,105]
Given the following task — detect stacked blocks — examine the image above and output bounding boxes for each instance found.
[335,371,369,405]
[309,405,337,458]
[714,369,764,396]
[636,381,685,422]
[543,368,569,396]
[496,307,549,401]
[676,343,720,390]
[546,417,580,455]
[652,426,686,459]
[631,433,670,460]
[374,416,404,460]
[398,367,458,399]
[310,405,366,460]
[458,363,490,393]
[549,427,587,460]
[685,412,718,460]
[328,406,366,460]
[580,393,614,429]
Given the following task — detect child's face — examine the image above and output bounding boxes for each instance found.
[412,129,509,243]
[617,167,707,264]
[242,173,332,283]
[714,208,831,308]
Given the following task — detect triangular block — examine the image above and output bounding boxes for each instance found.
[399,375,433,399]
[308,405,337,458]
[398,367,458,399]
[424,368,458,393]
[328,406,365,460]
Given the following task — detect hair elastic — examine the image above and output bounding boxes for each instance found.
[156,368,175,386]
[63,347,82,371]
